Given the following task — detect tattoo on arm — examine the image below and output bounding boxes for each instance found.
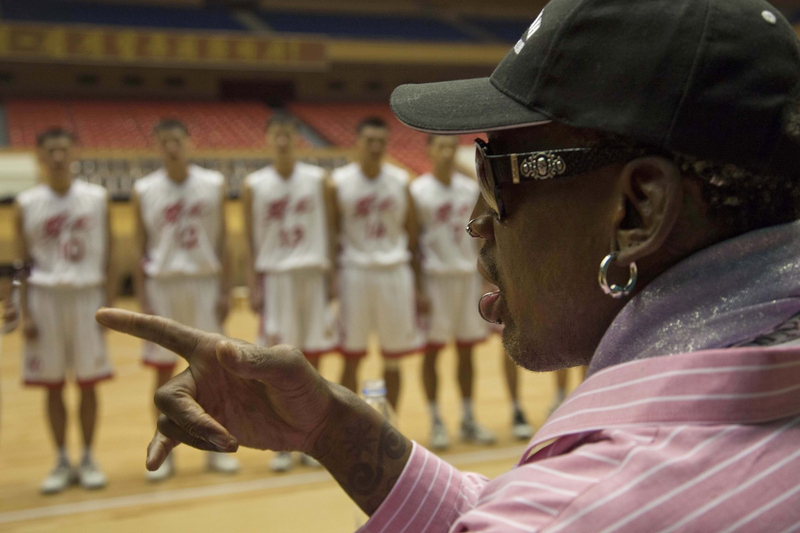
[345,421,407,497]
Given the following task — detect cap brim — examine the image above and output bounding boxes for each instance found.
[390,77,551,134]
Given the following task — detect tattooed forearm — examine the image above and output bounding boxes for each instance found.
[315,386,413,517]
[346,422,407,496]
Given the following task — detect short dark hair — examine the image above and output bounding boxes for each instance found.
[266,112,299,131]
[153,118,189,136]
[357,116,388,134]
[36,127,75,147]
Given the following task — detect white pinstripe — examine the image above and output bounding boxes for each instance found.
[468,510,538,532]
[657,429,800,533]
[600,416,800,533]
[378,448,430,533]
[419,465,453,533]
[720,481,800,533]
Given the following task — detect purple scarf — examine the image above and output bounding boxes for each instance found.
[590,220,800,375]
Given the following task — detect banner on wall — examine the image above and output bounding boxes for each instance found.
[0,24,329,70]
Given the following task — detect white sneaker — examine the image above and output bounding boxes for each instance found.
[40,464,75,494]
[430,422,450,451]
[145,454,174,482]
[207,452,240,474]
[512,410,534,441]
[270,452,293,472]
[300,454,322,468]
[460,420,497,445]
[78,461,108,490]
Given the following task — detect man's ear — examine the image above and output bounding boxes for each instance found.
[614,156,682,265]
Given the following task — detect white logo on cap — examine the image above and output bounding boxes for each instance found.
[515,9,544,55]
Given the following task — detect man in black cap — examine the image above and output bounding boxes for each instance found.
[99,0,800,529]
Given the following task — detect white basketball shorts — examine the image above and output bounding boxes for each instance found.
[424,272,488,348]
[257,268,337,357]
[338,263,424,358]
[24,285,112,387]
[143,275,222,368]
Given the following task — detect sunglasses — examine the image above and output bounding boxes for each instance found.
[474,138,648,220]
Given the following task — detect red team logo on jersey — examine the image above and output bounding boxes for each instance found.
[354,195,396,240]
[162,200,207,250]
[42,211,93,262]
[263,196,312,249]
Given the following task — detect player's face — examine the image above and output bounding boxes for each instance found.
[473,123,628,372]
[357,126,388,163]
[268,123,296,155]
[37,136,74,177]
[155,128,190,163]
[429,136,459,167]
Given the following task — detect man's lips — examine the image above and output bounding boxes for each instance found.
[476,259,502,324]
[479,290,502,325]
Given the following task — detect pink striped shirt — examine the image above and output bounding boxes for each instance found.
[360,347,800,532]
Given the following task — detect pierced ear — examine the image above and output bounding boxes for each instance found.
[614,156,682,265]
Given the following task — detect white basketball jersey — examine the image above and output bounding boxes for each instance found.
[411,173,479,274]
[333,162,411,268]
[135,165,223,278]
[19,180,108,288]
[247,162,330,273]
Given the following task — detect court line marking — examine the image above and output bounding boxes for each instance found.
[0,445,527,524]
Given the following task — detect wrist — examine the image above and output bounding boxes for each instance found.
[308,383,361,461]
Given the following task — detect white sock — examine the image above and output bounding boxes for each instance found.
[462,399,474,422]
[429,402,442,424]
[57,448,69,466]
[82,448,93,466]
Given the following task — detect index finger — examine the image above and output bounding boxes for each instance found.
[96,308,205,361]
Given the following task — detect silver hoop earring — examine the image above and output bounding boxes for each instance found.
[598,252,638,299]
[466,217,481,238]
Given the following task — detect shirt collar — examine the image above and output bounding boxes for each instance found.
[523,346,800,461]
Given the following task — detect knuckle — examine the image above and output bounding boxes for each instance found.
[153,388,172,411]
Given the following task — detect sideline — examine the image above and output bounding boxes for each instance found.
[0,445,527,525]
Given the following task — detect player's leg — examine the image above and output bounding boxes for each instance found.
[193,275,240,475]
[376,265,424,412]
[73,286,113,489]
[299,268,337,373]
[25,286,73,494]
[422,273,449,449]
[503,353,533,440]
[338,267,370,393]
[453,275,495,444]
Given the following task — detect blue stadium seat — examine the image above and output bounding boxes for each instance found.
[1,0,245,31]
[260,10,473,42]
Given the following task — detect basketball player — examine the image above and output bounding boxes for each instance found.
[132,119,239,480]
[15,128,113,493]
[243,114,336,472]
[411,135,496,449]
[332,117,426,409]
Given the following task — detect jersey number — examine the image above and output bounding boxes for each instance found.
[61,237,85,263]
[279,226,305,248]
[365,221,387,240]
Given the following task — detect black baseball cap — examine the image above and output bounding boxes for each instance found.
[390,0,800,177]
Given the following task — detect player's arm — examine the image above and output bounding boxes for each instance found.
[103,192,116,307]
[241,181,261,313]
[216,183,231,324]
[323,174,340,301]
[405,186,429,314]
[131,189,152,315]
[13,201,36,338]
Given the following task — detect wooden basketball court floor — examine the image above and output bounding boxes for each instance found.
[0,297,585,533]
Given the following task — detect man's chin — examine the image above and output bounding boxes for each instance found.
[502,320,589,372]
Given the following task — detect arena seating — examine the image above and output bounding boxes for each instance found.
[259,10,473,42]
[0,0,246,31]
[6,99,275,150]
